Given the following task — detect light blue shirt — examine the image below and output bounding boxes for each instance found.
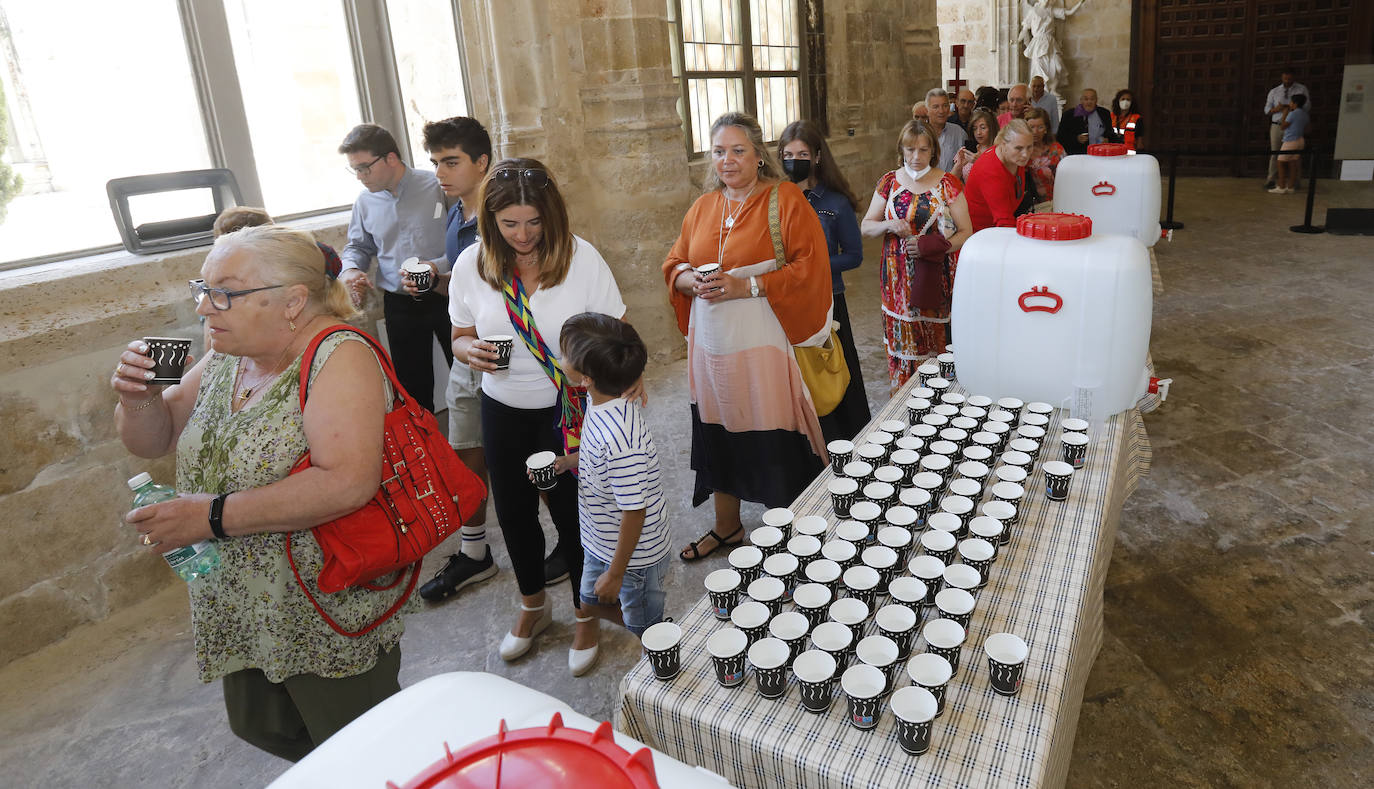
[1282,108,1309,142]
[340,166,448,294]
[1032,92,1060,134]
[937,122,968,173]
[1087,111,1106,145]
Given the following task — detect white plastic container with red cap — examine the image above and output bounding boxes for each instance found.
[951,213,1152,423]
[1053,143,1162,248]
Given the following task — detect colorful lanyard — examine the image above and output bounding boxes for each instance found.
[501,272,587,455]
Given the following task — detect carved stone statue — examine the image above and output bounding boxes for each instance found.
[1019,0,1088,96]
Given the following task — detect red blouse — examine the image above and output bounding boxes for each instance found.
[963,147,1025,233]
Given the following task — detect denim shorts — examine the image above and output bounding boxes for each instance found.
[580,553,672,636]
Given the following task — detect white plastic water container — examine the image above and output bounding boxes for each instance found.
[1053,143,1162,248]
[951,214,1152,422]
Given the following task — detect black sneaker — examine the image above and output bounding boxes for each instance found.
[544,548,569,586]
[419,547,498,602]
[1263,180,1277,190]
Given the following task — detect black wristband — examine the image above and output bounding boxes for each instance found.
[209,493,230,540]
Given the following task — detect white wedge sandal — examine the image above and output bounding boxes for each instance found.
[568,614,600,676]
[499,598,552,661]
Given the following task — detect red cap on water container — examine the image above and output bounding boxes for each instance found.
[1087,143,1129,157]
[1016,213,1092,241]
[389,714,661,789]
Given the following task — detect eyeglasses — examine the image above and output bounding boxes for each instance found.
[189,279,284,311]
[345,154,386,177]
[492,168,550,189]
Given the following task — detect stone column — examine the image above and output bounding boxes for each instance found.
[458,0,695,358]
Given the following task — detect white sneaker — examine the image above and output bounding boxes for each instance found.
[499,599,552,661]
[568,615,600,676]
[1268,187,1286,194]
[1284,188,1297,194]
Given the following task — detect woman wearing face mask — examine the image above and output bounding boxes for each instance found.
[953,108,1000,182]
[964,119,1035,233]
[776,120,871,443]
[861,120,973,391]
[1111,89,1141,152]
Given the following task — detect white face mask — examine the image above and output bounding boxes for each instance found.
[1119,99,1132,111]
[904,164,931,181]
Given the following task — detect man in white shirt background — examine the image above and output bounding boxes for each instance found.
[1263,69,1310,190]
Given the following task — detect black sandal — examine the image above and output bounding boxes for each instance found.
[679,526,744,562]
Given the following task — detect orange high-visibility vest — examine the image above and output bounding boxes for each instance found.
[1113,112,1140,151]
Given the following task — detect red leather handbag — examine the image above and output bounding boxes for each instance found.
[284,325,486,636]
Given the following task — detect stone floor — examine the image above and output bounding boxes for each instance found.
[1,177,1371,787]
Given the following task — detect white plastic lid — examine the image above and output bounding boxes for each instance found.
[127,472,152,490]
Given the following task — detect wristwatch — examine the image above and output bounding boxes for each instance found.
[749,276,760,298]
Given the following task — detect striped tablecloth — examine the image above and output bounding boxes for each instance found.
[616,376,1152,789]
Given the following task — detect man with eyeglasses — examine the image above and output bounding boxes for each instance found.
[951,88,976,131]
[338,123,451,413]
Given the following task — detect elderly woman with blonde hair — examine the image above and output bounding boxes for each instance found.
[664,112,832,561]
[114,224,407,761]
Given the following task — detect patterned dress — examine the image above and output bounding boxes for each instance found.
[177,331,410,684]
[877,170,964,391]
[1028,142,1066,203]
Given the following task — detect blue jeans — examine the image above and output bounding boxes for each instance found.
[580,553,671,636]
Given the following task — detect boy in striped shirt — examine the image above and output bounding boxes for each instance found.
[554,313,672,648]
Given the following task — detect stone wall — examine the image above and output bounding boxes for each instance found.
[0,0,942,665]
[936,0,1131,112]
[1057,1,1132,116]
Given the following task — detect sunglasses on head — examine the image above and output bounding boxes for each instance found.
[492,168,550,189]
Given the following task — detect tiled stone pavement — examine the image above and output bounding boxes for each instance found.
[1,178,1370,787]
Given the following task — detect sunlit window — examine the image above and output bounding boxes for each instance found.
[386,0,470,167]
[0,1,210,264]
[669,0,804,154]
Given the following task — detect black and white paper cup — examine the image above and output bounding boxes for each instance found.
[908,555,946,606]
[707,627,749,688]
[761,507,795,539]
[827,439,855,474]
[980,500,1018,545]
[705,568,742,620]
[793,515,829,539]
[768,610,811,666]
[841,664,886,730]
[829,596,870,644]
[905,397,932,425]
[786,534,822,565]
[887,576,928,612]
[142,337,193,385]
[483,334,514,370]
[875,603,920,659]
[525,451,558,491]
[762,552,800,602]
[841,565,881,608]
[730,600,771,646]
[935,587,976,630]
[861,545,900,589]
[877,523,915,566]
[828,477,859,519]
[907,652,954,718]
[792,649,838,714]
[1062,431,1089,469]
[728,545,764,586]
[400,258,433,292]
[1042,460,1074,502]
[957,538,996,589]
[937,352,957,381]
[891,686,939,755]
[747,576,786,617]
[920,528,957,565]
[806,556,845,593]
[923,617,967,673]
[984,632,1030,696]
[748,637,790,699]
[793,581,834,629]
[968,517,1004,559]
[750,525,786,556]
[916,362,941,387]
[942,563,981,595]
[820,539,858,573]
[900,486,934,526]
[856,634,901,695]
[640,621,682,681]
[810,620,854,673]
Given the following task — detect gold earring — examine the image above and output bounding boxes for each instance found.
[289,319,297,332]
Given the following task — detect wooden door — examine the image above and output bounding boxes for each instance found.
[1133,0,1364,176]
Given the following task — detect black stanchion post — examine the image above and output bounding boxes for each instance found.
[1161,150,1184,231]
[1290,147,1325,234]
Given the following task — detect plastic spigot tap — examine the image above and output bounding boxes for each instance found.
[1148,377,1173,402]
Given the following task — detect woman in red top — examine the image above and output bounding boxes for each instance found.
[1111,89,1141,152]
[963,119,1034,232]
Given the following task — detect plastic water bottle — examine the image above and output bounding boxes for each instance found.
[127,473,221,582]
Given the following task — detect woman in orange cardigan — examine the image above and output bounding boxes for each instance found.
[663,113,832,561]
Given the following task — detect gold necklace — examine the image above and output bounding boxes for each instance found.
[232,342,295,406]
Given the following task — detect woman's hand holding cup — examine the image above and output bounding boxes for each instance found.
[467,339,502,372]
[888,218,913,238]
[112,340,192,401]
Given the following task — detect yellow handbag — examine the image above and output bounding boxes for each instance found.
[766,186,850,417]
